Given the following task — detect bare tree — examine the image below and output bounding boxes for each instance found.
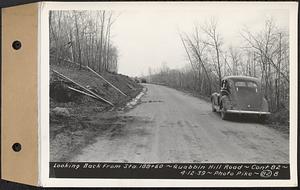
[152,17,289,116]
[50,10,119,73]
[241,18,289,111]
[201,18,223,86]
[73,11,82,69]
[228,46,240,76]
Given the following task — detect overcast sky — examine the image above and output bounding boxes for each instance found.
[111,6,289,77]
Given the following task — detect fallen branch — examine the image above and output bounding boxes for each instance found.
[52,69,114,106]
[67,86,98,100]
[86,66,128,97]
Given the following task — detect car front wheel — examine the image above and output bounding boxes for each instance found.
[220,101,228,120]
[220,110,228,120]
[211,101,216,112]
[258,115,267,123]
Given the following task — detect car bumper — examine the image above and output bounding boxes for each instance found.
[226,110,271,115]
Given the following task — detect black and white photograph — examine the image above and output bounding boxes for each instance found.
[46,2,296,182]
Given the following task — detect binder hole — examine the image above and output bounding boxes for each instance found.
[12,40,22,50]
[12,143,21,152]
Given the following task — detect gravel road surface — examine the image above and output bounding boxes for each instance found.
[72,84,289,163]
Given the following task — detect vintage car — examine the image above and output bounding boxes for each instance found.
[211,76,270,120]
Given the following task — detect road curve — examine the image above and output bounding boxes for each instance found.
[72,84,289,163]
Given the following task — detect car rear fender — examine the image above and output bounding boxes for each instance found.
[261,97,269,112]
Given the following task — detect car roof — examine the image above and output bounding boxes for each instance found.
[222,75,260,83]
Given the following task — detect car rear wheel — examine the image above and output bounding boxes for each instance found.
[258,115,267,123]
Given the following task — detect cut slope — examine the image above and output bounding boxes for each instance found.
[50,59,142,110]
[49,60,143,161]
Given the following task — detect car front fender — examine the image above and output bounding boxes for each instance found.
[220,95,231,110]
[211,92,219,105]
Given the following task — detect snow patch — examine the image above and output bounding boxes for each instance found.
[126,87,147,109]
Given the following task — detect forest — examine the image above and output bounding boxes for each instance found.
[50,10,119,73]
[150,18,289,123]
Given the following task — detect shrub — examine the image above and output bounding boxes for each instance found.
[268,108,289,126]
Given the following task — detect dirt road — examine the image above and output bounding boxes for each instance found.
[72,84,289,163]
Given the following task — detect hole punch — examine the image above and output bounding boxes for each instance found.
[12,40,22,50]
[12,143,22,152]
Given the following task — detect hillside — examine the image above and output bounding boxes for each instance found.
[50,60,143,161]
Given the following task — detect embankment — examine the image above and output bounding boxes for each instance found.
[50,61,143,161]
